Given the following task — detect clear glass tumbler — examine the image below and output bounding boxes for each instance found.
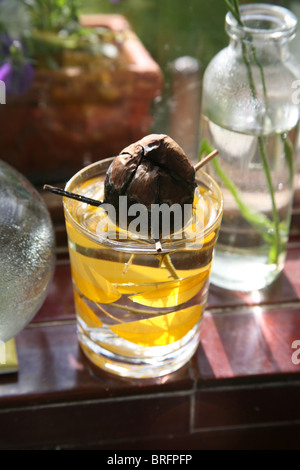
[63,158,223,378]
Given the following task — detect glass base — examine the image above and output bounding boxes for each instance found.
[78,323,201,379]
[211,250,283,292]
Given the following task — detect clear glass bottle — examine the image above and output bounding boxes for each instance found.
[0,160,55,343]
[201,3,300,292]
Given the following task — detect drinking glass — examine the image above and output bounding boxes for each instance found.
[63,157,223,378]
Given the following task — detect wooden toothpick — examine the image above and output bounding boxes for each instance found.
[43,184,103,207]
[155,239,162,253]
[194,149,219,172]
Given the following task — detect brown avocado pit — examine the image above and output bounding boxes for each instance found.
[104,134,196,216]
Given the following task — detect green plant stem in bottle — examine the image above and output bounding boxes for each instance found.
[201,1,300,291]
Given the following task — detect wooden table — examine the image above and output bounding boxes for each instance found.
[0,208,299,450]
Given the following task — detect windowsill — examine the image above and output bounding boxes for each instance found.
[0,213,299,450]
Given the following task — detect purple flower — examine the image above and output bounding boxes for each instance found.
[0,60,34,96]
[0,61,10,81]
[0,39,34,97]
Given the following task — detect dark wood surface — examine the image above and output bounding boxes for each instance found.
[0,211,299,450]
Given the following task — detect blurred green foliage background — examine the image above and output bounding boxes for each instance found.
[80,0,296,69]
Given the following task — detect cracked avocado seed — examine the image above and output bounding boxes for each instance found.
[104,134,196,210]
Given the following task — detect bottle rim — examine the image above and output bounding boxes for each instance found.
[226,3,298,42]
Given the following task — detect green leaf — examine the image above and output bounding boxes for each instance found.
[281,132,295,185]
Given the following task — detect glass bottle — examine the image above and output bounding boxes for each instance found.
[0,160,55,343]
[201,3,300,292]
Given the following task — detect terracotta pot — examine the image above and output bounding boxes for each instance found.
[0,15,163,185]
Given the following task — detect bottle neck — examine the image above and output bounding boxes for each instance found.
[226,3,297,59]
[228,36,290,63]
